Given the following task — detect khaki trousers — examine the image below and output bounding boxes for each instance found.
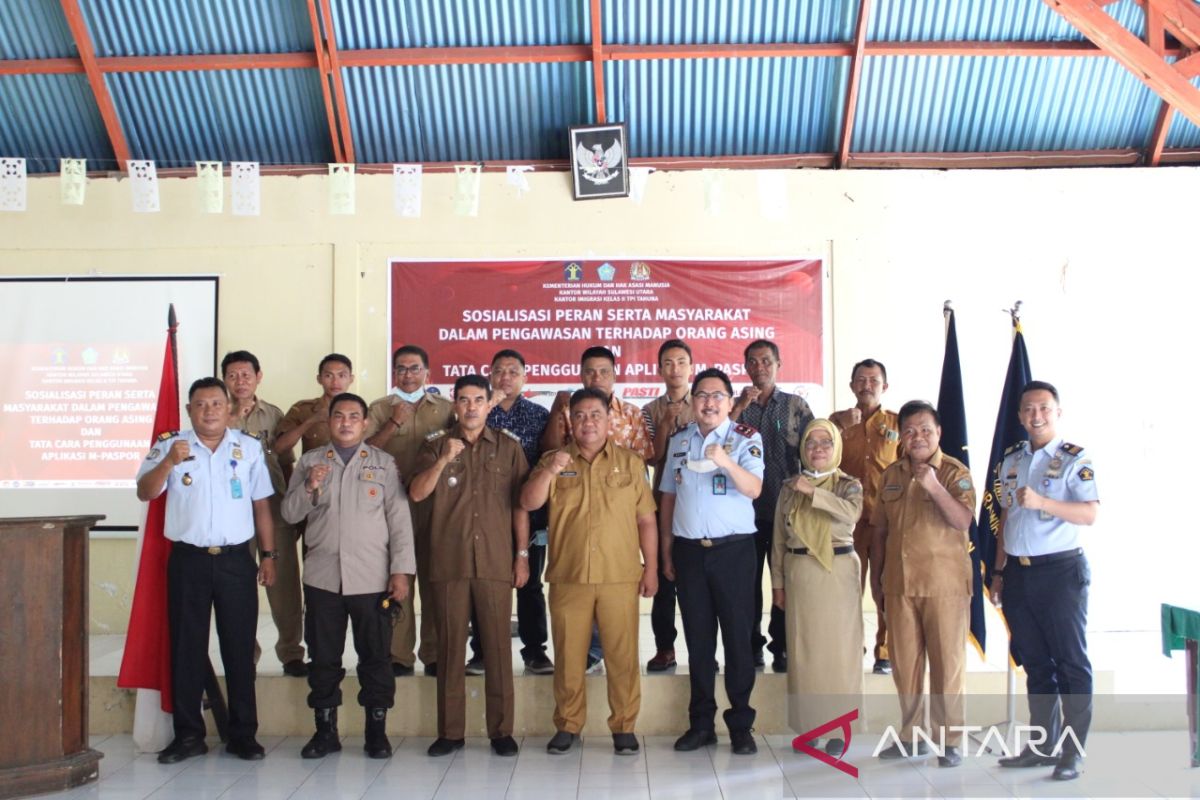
[884,594,969,746]
[390,513,438,667]
[432,578,514,739]
[549,582,640,734]
[255,506,304,663]
[853,520,887,661]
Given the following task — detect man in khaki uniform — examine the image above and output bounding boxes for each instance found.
[222,350,306,677]
[641,338,694,672]
[275,354,357,481]
[366,344,455,676]
[830,358,901,674]
[521,387,658,756]
[870,400,975,768]
[542,345,655,461]
[409,375,530,758]
[282,393,415,760]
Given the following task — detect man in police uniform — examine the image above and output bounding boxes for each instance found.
[521,387,658,756]
[275,353,356,480]
[281,392,415,760]
[661,368,765,756]
[136,377,276,764]
[869,401,974,768]
[222,350,306,677]
[830,358,900,674]
[732,339,812,672]
[409,375,530,757]
[366,345,455,677]
[641,339,694,672]
[992,381,1098,781]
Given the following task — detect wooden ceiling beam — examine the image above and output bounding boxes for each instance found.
[837,0,873,168]
[317,0,355,163]
[1045,0,1200,127]
[590,0,607,124]
[58,0,131,168]
[305,0,344,163]
[1145,0,1200,49]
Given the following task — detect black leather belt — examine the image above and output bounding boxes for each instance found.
[1009,547,1083,567]
[676,533,755,549]
[173,541,248,556]
[788,545,854,556]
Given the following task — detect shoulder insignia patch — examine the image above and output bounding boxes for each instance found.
[156,430,179,442]
[734,422,758,438]
[425,386,442,396]
[1061,442,1083,455]
[957,478,972,491]
[844,480,862,494]
[146,448,160,459]
[748,445,762,459]
[1003,441,1026,456]
[501,428,521,442]
[1077,466,1094,481]
[426,429,447,441]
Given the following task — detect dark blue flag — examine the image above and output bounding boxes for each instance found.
[936,306,986,654]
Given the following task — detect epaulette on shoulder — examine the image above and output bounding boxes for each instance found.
[501,428,521,442]
[734,422,758,438]
[425,428,447,441]
[156,430,179,441]
[1003,441,1026,457]
[1060,442,1083,455]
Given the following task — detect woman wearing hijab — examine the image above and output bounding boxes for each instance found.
[771,419,865,756]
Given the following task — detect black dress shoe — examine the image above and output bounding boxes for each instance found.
[872,658,892,675]
[674,728,717,751]
[226,737,266,760]
[998,747,1058,768]
[646,649,676,672]
[525,655,554,675]
[730,728,757,755]
[391,662,414,677]
[1052,753,1082,781]
[465,656,485,676]
[282,659,309,677]
[878,740,928,759]
[938,745,962,768]
[613,733,639,754]
[490,735,518,757]
[423,662,438,677]
[546,731,578,754]
[157,737,208,764]
[427,737,465,757]
[771,654,788,674]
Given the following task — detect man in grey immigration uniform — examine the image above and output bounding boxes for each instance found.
[283,392,416,760]
[992,380,1099,782]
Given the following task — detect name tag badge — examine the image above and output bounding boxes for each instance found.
[712,474,727,495]
[230,477,243,499]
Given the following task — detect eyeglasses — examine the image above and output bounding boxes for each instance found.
[804,438,835,450]
[693,391,730,403]
[393,364,425,375]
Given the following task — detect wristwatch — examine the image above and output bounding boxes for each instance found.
[516,549,530,559]
[260,550,279,560]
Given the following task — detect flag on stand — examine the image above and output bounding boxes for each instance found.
[117,305,179,750]
[980,313,1033,660]
[936,305,986,655]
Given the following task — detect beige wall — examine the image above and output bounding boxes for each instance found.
[2,166,1194,635]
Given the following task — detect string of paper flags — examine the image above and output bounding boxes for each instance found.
[0,157,791,218]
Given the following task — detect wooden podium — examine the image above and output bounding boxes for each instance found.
[0,516,104,798]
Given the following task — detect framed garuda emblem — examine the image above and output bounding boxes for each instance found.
[570,123,629,200]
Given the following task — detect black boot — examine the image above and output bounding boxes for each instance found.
[364,707,393,759]
[301,707,341,759]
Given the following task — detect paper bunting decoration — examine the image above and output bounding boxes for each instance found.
[454,165,481,217]
[757,172,788,222]
[196,161,223,213]
[61,158,86,206]
[231,161,260,216]
[702,169,726,216]
[127,160,160,213]
[394,164,422,217]
[329,164,355,215]
[505,165,533,198]
[629,166,655,205]
[0,158,27,212]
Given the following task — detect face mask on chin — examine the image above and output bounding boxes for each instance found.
[391,386,425,403]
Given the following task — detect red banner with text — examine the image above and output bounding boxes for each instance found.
[390,259,824,405]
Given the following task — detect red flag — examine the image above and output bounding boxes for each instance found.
[117,307,179,711]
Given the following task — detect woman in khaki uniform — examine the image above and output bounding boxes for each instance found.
[771,419,864,756]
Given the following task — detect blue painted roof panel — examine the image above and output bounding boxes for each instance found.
[0,0,76,60]
[0,74,115,173]
[869,0,1145,41]
[330,0,588,49]
[603,0,855,45]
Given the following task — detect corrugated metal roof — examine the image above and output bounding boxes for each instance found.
[608,57,848,157]
[869,0,1145,41]
[331,0,588,49]
[1166,77,1200,149]
[603,0,854,45]
[345,61,592,162]
[80,0,313,57]
[0,0,77,59]
[853,54,1160,152]
[0,74,114,173]
[107,69,333,166]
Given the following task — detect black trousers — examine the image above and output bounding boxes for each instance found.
[752,519,787,657]
[650,565,678,651]
[304,585,395,709]
[674,536,757,732]
[167,543,259,741]
[1003,552,1093,756]
[469,542,549,662]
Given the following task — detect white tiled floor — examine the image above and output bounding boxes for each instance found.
[40,730,1200,800]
